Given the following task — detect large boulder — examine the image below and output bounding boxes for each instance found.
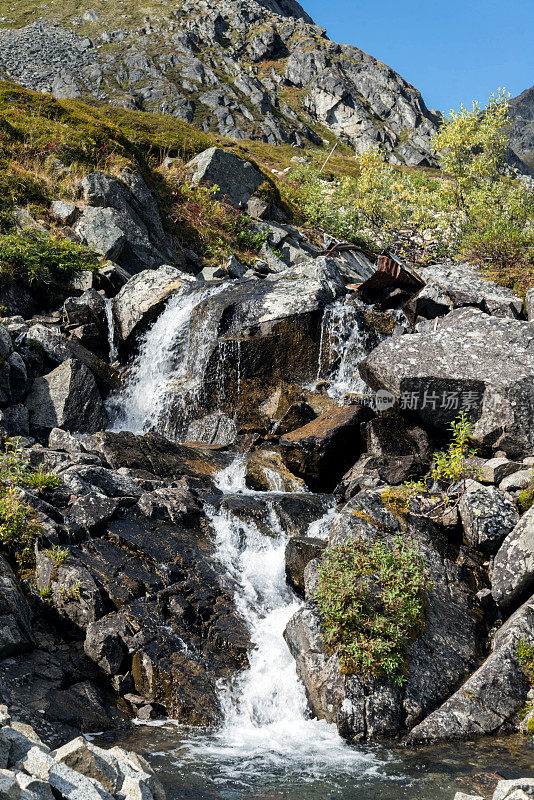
[459,481,519,554]
[0,555,34,658]
[26,359,108,438]
[141,262,344,433]
[285,536,326,596]
[187,147,264,209]
[78,170,177,272]
[360,307,534,457]
[79,431,231,485]
[279,405,372,492]
[491,506,534,607]
[406,592,534,744]
[112,266,191,344]
[415,263,523,319]
[285,491,481,741]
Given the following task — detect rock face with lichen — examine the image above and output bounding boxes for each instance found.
[0,0,441,164]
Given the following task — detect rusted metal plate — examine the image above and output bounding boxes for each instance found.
[356,252,425,294]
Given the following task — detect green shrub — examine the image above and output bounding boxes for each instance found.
[518,640,534,684]
[315,535,430,684]
[286,90,534,291]
[519,478,534,513]
[0,442,61,491]
[382,412,479,516]
[0,232,98,285]
[0,442,62,569]
[0,488,41,569]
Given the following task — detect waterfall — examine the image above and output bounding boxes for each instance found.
[184,462,377,779]
[108,283,226,438]
[104,298,118,364]
[315,298,371,404]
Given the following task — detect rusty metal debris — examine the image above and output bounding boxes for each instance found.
[351,252,425,294]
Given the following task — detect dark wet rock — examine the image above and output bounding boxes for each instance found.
[187,147,265,210]
[25,359,108,438]
[360,307,534,457]
[285,491,481,741]
[491,506,534,607]
[259,382,336,431]
[279,405,372,492]
[336,412,431,499]
[112,267,191,344]
[285,536,326,595]
[0,404,30,437]
[406,592,534,744]
[97,261,132,296]
[79,431,231,486]
[36,552,109,627]
[459,481,519,554]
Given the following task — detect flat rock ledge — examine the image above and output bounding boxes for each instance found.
[0,706,164,800]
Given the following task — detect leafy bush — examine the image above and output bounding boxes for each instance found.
[170,178,269,265]
[519,476,534,513]
[382,412,478,516]
[315,535,430,684]
[0,488,41,569]
[286,90,534,291]
[0,232,98,285]
[518,640,534,684]
[0,442,61,568]
[286,152,442,262]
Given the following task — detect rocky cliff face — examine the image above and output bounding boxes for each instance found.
[0,0,440,165]
[509,85,534,167]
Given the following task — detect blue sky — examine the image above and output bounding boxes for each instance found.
[303,0,533,114]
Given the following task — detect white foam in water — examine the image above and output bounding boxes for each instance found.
[180,465,385,784]
[104,297,118,364]
[108,283,225,437]
[315,297,371,404]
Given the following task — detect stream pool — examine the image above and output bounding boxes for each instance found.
[115,724,534,800]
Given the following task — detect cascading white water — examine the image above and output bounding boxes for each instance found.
[184,464,382,783]
[109,283,226,437]
[315,298,370,404]
[104,298,118,364]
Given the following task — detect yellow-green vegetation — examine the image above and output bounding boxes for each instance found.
[382,412,478,516]
[0,232,98,286]
[519,475,534,513]
[59,581,81,602]
[518,640,534,684]
[169,178,270,265]
[315,535,430,684]
[0,441,61,568]
[286,91,534,292]
[44,545,69,565]
[0,81,212,216]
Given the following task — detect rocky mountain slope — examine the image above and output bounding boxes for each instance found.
[509,85,534,166]
[0,0,441,166]
[0,97,533,760]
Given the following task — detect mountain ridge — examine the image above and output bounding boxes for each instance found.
[0,0,441,166]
